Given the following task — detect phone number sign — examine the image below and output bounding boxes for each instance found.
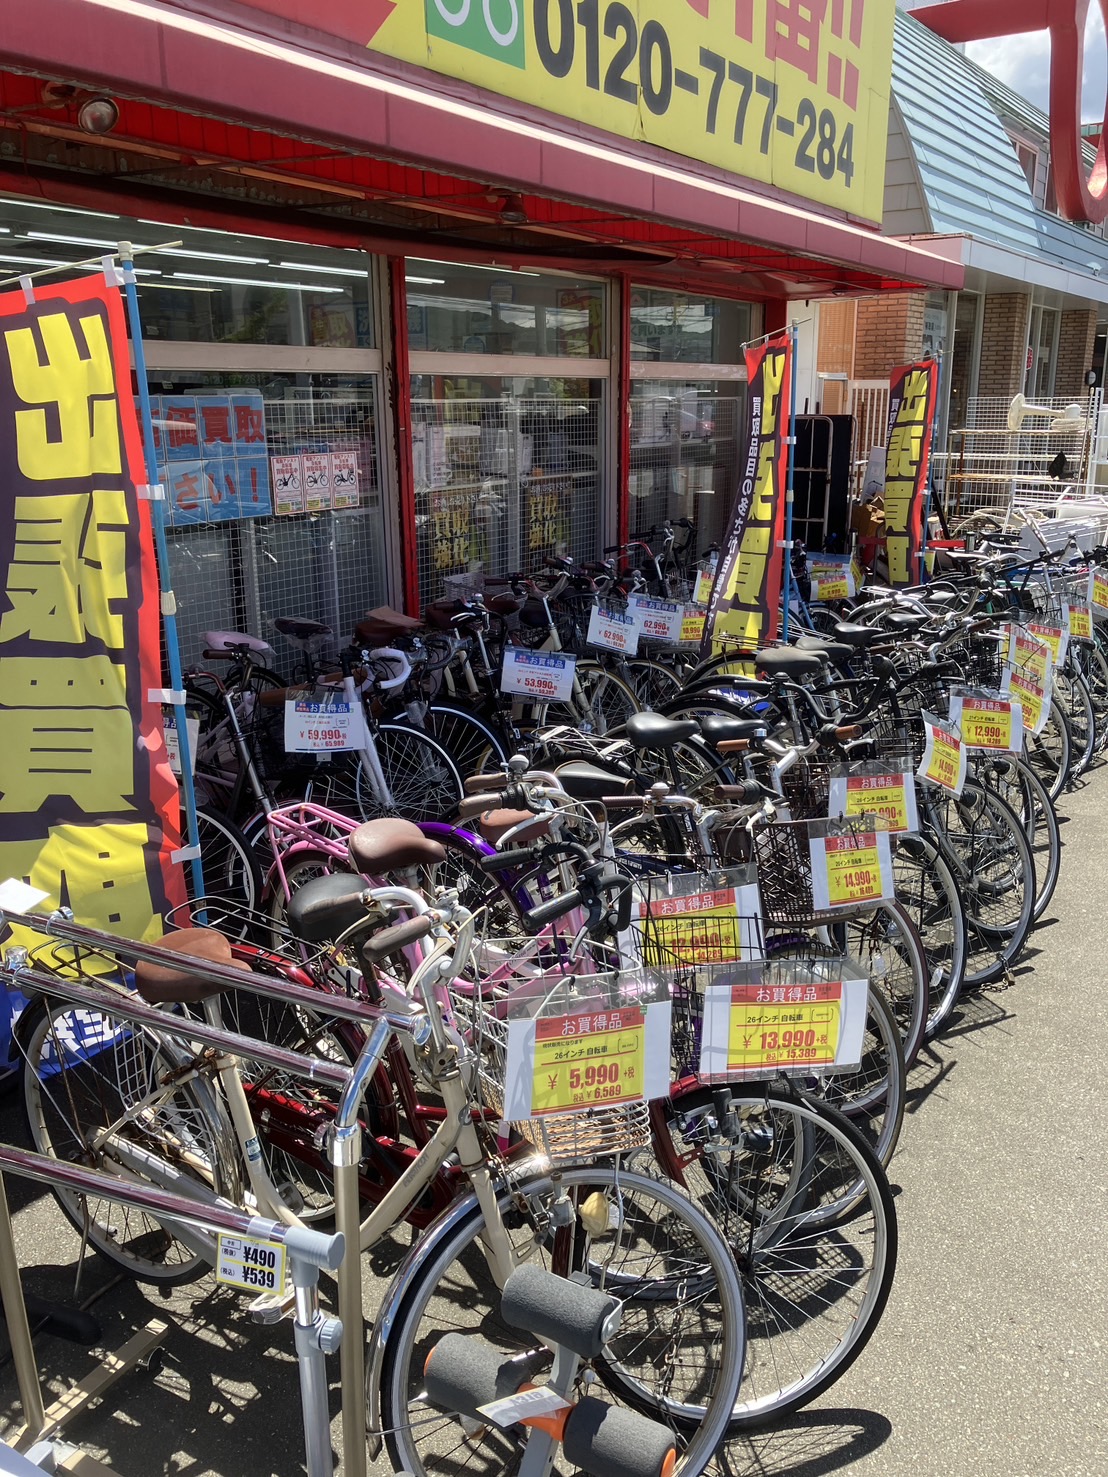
[367,0,891,222]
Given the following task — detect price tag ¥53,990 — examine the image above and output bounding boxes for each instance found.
[827,768,918,834]
[216,1233,287,1295]
[500,648,577,704]
[697,975,868,1080]
[809,830,894,911]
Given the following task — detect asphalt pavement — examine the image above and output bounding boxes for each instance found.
[0,771,1105,1476]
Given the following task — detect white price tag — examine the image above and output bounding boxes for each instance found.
[215,1233,287,1295]
[500,648,577,704]
[283,699,368,752]
[628,594,683,644]
[163,710,200,777]
[0,878,49,912]
[586,604,639,656]
[478,1386,572,1429]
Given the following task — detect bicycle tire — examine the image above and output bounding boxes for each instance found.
[19,997,238,1285]
[379,1163,746,1477]
[189,806,263,926]
[892,833,968,1037]
[423,702,509,778]
[341,724,464,823]
[971,753,1061,923]
[1054,667,1096,778]
[825,899,929,1069]
[662,1084,897,1430]
[1026,698,1072,802]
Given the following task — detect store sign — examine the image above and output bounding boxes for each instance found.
[0,274,184,947]
[239,0,892,222]
[702,334,791,653]
[883,360,938,586]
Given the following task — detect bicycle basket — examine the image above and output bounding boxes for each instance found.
[751,815,887,927]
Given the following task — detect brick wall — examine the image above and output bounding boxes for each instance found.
[1054,308,1098,398]
[977,293,1029,398]
[852,292,927,379]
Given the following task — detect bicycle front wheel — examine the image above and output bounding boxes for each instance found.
[379,1163,746,1477]
[354,724,464,822]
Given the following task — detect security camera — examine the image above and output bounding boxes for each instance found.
[1088,261,1102,277]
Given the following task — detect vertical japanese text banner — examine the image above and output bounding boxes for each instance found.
[883,360,938,587]
[0,274,185,944]
[702,335,792,653]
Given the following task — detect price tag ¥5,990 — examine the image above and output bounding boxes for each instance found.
[284,699,367,753]
[917,714,967,795]
[500,648,576,704]
[502,1003,672,1121]
[949,692,1023,752]
[587,604,639,657]
[216,1233,287,1295]
[697,975,867,1080]
[827,768,918,835]
[809,830,894,911]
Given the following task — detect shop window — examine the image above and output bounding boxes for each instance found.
[629,289,753,363]
[408,374,606,602]
[405,261,606,357]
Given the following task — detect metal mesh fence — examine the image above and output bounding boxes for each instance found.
[411,396,605,604]
[629,386,745,552]
[150,392,386,676]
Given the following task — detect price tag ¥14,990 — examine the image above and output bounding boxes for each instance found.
[917,714,967,795]
[216,1233,287,1295]
[500,648,576,704]
[808,830,894,912]
[697,976,867,1080]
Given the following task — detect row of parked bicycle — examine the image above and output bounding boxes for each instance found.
[4,525,1102,1477]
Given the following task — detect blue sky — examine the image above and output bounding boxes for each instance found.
[965,9,1106,124]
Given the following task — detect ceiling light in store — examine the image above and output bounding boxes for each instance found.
[77,96,120,135]
[0,253,68,267]
[170,271,343,292]
[139,281,217,293]
[405,275,445,285]
[167,247,268,265]
[274,260,367,276]
[26,230,118,248]
[1,200,120,218]
[420,259,541,277]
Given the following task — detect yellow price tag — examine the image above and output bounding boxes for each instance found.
[921,727,963,792]
[680,609,707,645]
[957,698,1014,750]
[694,568,715,605]
[1069,604,1093,641]
[531,1008,645,1116]
[1026,622,1066,664]
[1005,668,1045,733]
[815,576,850,600]
[821,835,886,906]
[1008,629,1051,685]
[726,981,842,1073]
[842,773,913,832]
[1090,571,1108,614]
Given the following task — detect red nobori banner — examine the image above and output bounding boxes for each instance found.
[883,360,938,586]
[702,334,792,652]
[0,274,185,942]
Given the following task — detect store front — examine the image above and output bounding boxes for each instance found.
[0,0,960,663]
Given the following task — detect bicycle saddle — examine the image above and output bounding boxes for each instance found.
[203,629,272,655]
[555,762,634,801]
[287,872,370,944]
[348,818,446,873]
[624,713,700,751]
[881,611,929,634]
[753,647,824,679]
[795,634,854,667]
[828,623,878,648]
[273,616,332,641]
[355,606,423,644]
[697,714,768,747]
[134,928,250,1005]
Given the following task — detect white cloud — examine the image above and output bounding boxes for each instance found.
[966,8,1105,124]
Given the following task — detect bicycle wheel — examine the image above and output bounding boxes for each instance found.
[1025,698,1072,802]
[380,1163,745,1477]
[19,997,237,1285]
[825,899,929,1069]
[891,834,968,1037]
[189,806,263,928]
[350,724,464,823]
[662,1085,897,1429]
[1054,668,1096,778]
[972,753,1061,923]
[623,658,684,709]
[424,703,509,778]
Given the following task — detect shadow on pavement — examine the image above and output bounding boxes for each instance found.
[717,1407,893,1475]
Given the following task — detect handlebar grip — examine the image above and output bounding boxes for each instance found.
[716,782,766,803]
[524,891,583,929]
[464,774,510,794]
[361,914,435,964]
[478,846,534,872]
[456,795,501,820]
[601,795,649,811]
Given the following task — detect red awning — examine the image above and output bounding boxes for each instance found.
[0,0,963,294]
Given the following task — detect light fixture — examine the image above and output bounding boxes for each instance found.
[139,281,217,293]
[0,199,119,218]
[76,96,120,135]
[170,271,343,292]
[26,230,118,248]
[497,192,528,224]
[413,259,541,277]
[167,247,269,265]
[274,260,367,276]
[0,253,68,267]
[405,275,446,285]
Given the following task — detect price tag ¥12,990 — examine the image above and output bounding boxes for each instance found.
[697,976,867,1080]
[216,1233,287,1295]
[808,830,894,911]
[948,692,1024,753]
[500,648,577,704]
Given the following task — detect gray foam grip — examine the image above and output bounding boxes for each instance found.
[423,1334,533,1421]
[562,1398,675,1477]
[500,1265,620,1359]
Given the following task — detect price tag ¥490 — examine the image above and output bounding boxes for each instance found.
[216,1233,287,1295]
[809,830,894,911]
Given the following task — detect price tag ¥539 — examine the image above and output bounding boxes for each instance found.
[809,830,894,911]
[216,1233,287,1295]
[827,768,918,835]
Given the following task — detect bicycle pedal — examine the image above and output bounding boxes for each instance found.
[248,1289,296,1324]
[275,1181,306,1216]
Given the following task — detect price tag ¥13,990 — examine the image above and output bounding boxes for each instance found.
[216,1233,287,1295]
[827,769,918,835]
[697,976,868,1080]
[808,830,894,912]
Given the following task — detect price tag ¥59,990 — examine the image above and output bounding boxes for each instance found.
[948,692,1023,752]
[216,1233,287,1295]
[809,830,894,911]
[284,699,368,753]
[827,768,918,834]
[917,714,967,795]
[501,648,577,704]
[697,975,867,1080]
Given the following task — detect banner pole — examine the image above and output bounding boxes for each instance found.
[919,354,943,585]
[118,242,206,905]
[782,320,799,640]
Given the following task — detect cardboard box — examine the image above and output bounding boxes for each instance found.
[849,501,885,538]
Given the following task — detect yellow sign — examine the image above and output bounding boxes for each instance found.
[531,1007,645,1115]
[1026,621,1067,666]
[680,607,707,645]
[953,694,1020,752]
[919,720,965,794]
[1090,570,1108,616]
[726,980,841,1073]
[1007,627,1051,687]
[1005,665,1046,736]
[1069,603,1093,641]
[830,770,916,833]
[818,833,886,907]
[369,0,892,222]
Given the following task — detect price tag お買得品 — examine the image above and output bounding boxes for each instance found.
[808,829,894,912]
[694,563,717,606]
[586,604,639,656]
[697,974,868,1080]
[283,699,368,753]
[827,767,918,835]
[627,594,683,645]
[216,1233,288,1295]
[917,714,967,795]
[1069,603,1094,642]
[948,691,1023,753]
[680,606,707,645]
[1089,569,1108,619]
[500,648,577,704]
[163,710,200,776]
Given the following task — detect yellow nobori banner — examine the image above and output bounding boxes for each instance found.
[371,0,893,222]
